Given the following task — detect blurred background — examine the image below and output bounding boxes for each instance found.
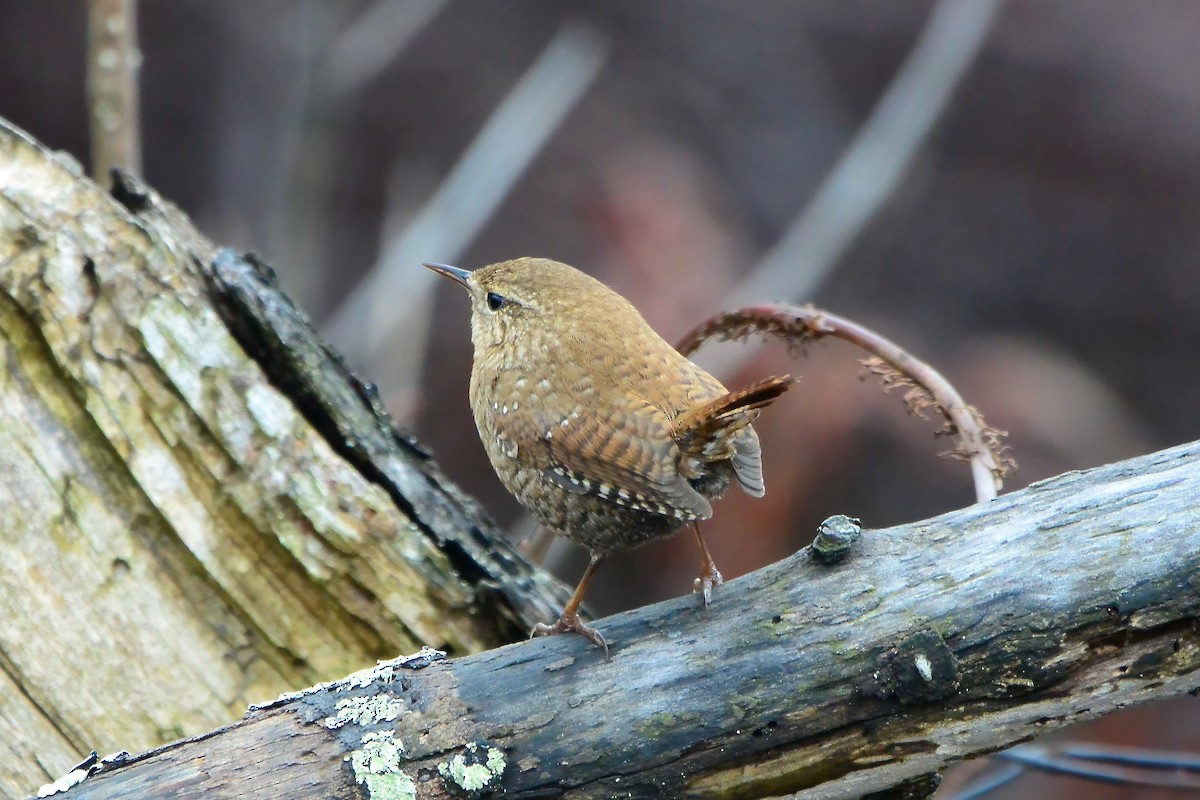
[2,1,1196,796]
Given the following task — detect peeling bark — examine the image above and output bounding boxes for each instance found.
[52,440,1200,799]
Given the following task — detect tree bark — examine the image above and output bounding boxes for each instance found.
[50,439,1200,799]
[0,117,567,798]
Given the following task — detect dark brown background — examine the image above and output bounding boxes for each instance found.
[3,2,1196,796]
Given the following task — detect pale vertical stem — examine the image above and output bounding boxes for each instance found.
[86,0,142,181]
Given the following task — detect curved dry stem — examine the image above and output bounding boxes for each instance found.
[676,304,1012,502]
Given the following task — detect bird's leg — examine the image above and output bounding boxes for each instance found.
[691,522,724,608]
[531,554,608,657]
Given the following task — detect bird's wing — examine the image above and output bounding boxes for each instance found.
[494,396,713,521]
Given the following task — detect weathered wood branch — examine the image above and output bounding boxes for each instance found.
[0,117,567,797]
[53,439,1200,799]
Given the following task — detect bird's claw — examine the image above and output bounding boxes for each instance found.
[531,613,609,659]
[693,565,724,608]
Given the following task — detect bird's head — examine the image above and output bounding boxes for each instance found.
[424,257,638,357]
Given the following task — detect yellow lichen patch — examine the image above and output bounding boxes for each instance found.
[437,741,506,795]
[349,731,416,800]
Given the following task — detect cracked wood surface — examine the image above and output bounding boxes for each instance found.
[0,118,568,799]
[52,439,1200,799]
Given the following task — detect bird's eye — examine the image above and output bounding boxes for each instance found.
[486,292,507,311]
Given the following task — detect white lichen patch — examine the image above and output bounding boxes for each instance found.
[129,444,218,562]
[437,741,506,794]
[139,297,238,409]
[39,235,94,320]
[245,381,299,440]
[36,768,88,798]
[283,470,365,548]
[915,653,933,682]
[345,662,397,690]
[324,692,405,729]
[248,648,444,710]
[349,731,416,800]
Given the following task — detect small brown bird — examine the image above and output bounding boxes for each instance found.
[425,258,791,655]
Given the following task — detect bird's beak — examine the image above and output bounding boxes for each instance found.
[423,262,472,288]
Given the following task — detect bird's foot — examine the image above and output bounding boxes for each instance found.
[693,564,724,609]
[531,612,609,659]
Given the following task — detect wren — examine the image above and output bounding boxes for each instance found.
[425,258,791,655]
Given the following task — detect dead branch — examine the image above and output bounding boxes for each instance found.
[42,437,1200,799]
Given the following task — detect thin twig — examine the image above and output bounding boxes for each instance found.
[998,744,1200,790]
[699,0,1003,383]
[949,763,1025,800]
[86,0,142,181]
[732,0,1003,307]
[676,303,1011,502]
[263,0,449,311]
[1059,742,1200,772]
[324,0,450,93]
[324,22,609,383]
[949,744,1200,800]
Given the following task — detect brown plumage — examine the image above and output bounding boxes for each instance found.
[425,258,792,655]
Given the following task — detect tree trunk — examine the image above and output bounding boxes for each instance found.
[0,117,567,798]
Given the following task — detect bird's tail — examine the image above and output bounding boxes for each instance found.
[674,375,794,475]
[676,375,793,437]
